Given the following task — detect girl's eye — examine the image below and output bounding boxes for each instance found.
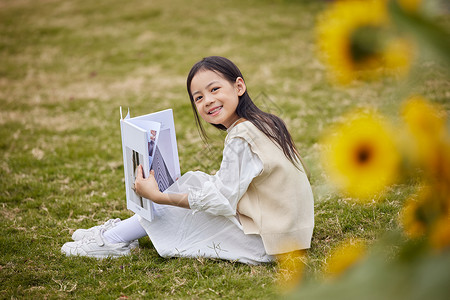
[194,96,203,102]
[211,87,219,92]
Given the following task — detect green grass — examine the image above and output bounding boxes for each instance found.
[0,0,448,298]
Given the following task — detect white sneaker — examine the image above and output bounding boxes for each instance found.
[61,229,136,258]
[72,218,121,241]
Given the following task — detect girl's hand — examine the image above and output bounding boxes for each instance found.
[134,165,190,209]
[134,165,163,201]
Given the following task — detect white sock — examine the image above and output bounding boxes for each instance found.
[103,214,147,244]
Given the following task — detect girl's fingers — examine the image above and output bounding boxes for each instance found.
[136,164,143,179]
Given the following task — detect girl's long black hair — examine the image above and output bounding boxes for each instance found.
[187,56,308,174]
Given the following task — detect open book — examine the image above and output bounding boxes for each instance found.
[119,108,181,221]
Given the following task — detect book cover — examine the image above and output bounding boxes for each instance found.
[119,108,180,221]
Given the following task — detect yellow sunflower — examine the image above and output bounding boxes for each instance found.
[429,215,450,251]
[325,238,366,277]
[322,111,400,199]
[401,185,449,243]
[276,250,307,292]
[316,0,413,84]
[401,96,449,178]
[401,195,428,239]
[396,0,423,13]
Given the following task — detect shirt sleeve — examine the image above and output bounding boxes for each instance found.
[168,137,263,217]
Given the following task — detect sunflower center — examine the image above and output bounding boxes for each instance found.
[355,144,373,165]
[350,26,384,63]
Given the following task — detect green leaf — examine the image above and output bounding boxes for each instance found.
[388,0,450,65]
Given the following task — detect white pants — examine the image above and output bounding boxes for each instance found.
[138,203,273,265]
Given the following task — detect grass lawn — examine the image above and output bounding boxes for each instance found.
[0,0,448,298]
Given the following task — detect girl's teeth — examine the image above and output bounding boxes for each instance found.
[209,107,221,114]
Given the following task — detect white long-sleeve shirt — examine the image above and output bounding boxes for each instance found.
[186,137,263,217]
[139,136,272,264]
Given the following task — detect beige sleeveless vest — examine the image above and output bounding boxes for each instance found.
[225,121,314,255]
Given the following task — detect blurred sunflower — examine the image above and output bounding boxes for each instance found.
[401,194,428,239]
[430,215,450,251]
[316,0,414,84]
[322,111,400,199]
[401,96,449,179]
[402,96,446,144]
[401,185,450,247]
[325,238,366,277]
[396,0,423,13]
[276,250,307,291]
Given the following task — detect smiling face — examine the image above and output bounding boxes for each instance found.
[190,69,246,128]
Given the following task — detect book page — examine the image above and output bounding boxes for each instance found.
[120,118,160,221]
[120,108,180,222]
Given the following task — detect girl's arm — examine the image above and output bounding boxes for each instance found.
[186,138,262,217]
[134,165,190,209]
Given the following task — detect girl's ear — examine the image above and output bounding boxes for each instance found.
[235,77,246,96]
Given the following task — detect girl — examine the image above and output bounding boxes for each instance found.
[61,56,314,264]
